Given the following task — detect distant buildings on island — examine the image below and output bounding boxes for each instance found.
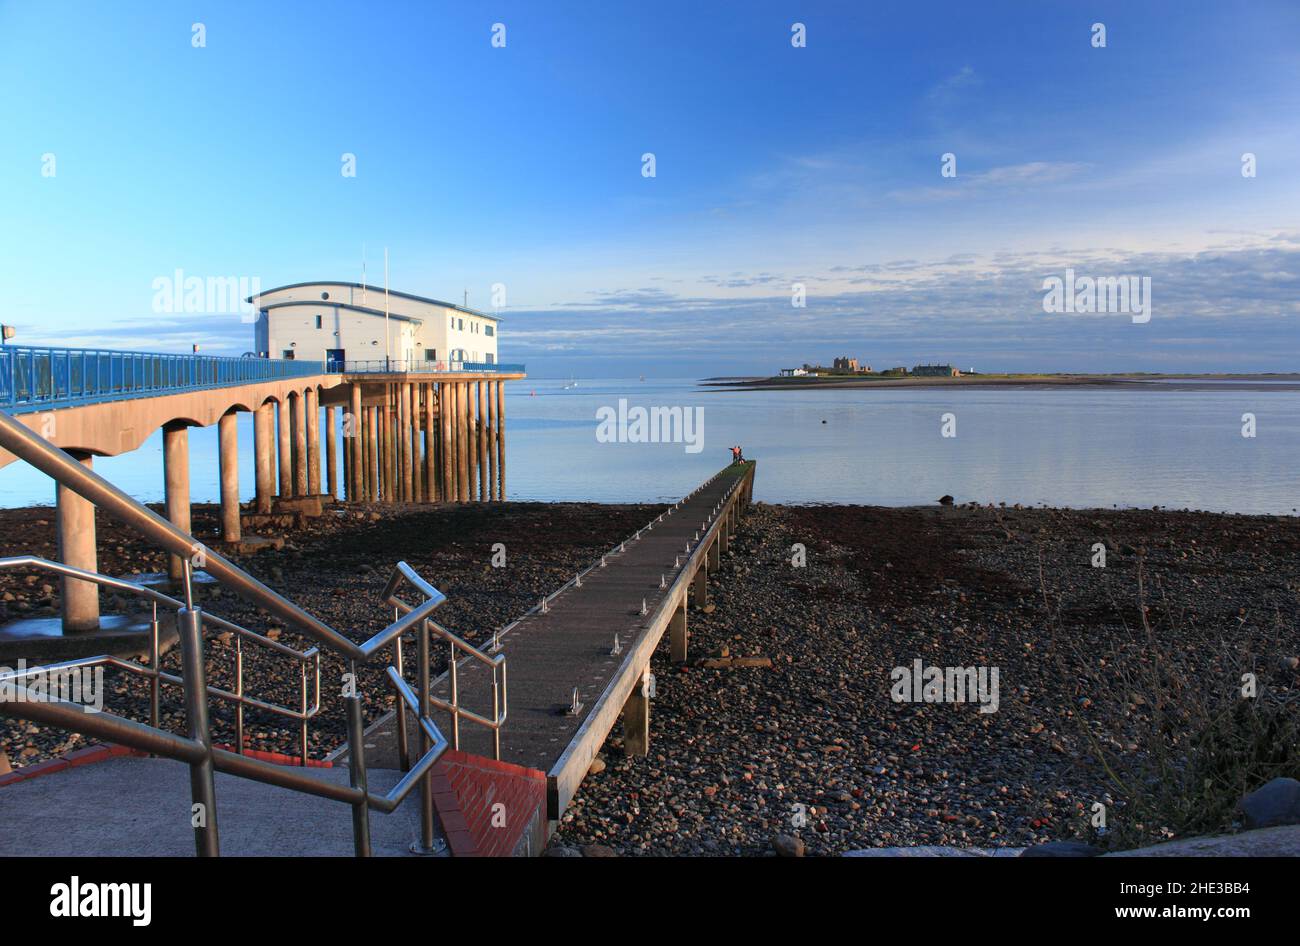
[779,358,964,378]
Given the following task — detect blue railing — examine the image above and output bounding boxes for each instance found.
[341,359,526,374]
[0,345,327,414]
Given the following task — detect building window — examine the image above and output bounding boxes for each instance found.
[425,349,438,361]
[282,349,295,360]
[484,324,494,337]
[315,315,323,329]
[486,353,495,364]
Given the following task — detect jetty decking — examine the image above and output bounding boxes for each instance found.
[372,461,756,820]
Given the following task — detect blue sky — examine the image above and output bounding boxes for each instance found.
[1,0,1297,375]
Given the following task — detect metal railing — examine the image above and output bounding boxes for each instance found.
[0,557,320,758]
[384,563,507,761]
[493,461,755,639]
[339,359,525,374]
[0,344,326,413]
[0,408,506,856]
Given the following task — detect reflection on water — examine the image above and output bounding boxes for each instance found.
[1,378,1296,515]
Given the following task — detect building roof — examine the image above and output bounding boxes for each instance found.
[248,281,501,321]
[259,300,424,324]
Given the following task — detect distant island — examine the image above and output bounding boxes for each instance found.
[702,360,1300,391]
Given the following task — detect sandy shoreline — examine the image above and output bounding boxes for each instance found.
[3,498,1298,854]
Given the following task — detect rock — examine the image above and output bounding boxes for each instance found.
[1238,777,1300,829]
[581,844,619,857]
[542,845,582,857]
[1280,656,1299,671]
[772,834,805,857]
[588,756,606,776]
[1104,825,1300,857]
[937,495,954,506]
[1019,840,1103,857]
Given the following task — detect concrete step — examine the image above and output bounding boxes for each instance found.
[0,755,445,857]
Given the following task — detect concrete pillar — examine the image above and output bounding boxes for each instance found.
[292,392,308,497]
[253,401,274,514]
[385,390,396,501]
[463,382,474,502]
[57,452,99,632]
[400,382,414,502]
[486,379,497,503]
[411,386,423,503]
[424,383,437,502]
[708,537,720,571]
[379,393,390,501]
[306,387,321,496]
[349,384,363,501]
[456,383,469,503]
[163,423,191,582]
[477,381,488,502]
[693,564,707,609]
[326,405,338,499]
[360,404,371,501]
[367,404,378,501]
[341,409,352,501]
[440,383,453,502]
[495,381,505,501]
[720,511,730,555]
[218,411,240,543]
[276,399,292,498]
[623,668,651,756]
[669,600,688,663]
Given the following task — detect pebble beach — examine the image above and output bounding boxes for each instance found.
[2,498,1298,855]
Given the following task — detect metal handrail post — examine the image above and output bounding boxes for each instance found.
[414,619,438,854]
[234,636,244,754]
[177,605,220,857]
[449,639,460,750]
[393,624,410,771]
[345,674,372,857]
[298,660,309,765]
[148,603,160,732]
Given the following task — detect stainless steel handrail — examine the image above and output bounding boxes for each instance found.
[0,409,465,856]
[0,410,440,662]
[0,556,320,758]
[383,564,508,760]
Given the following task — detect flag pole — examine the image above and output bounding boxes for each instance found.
[384,247,390,371]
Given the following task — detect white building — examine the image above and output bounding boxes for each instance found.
[249,281,500,369]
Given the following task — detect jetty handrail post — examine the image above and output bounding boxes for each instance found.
[176,577,219,857]
[344,663,372,857]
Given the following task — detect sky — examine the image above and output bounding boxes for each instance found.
[1,0,1298,376]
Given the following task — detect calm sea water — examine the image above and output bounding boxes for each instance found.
[1,378,1296,514]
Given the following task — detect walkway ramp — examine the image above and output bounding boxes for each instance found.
[377,461,756,821]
